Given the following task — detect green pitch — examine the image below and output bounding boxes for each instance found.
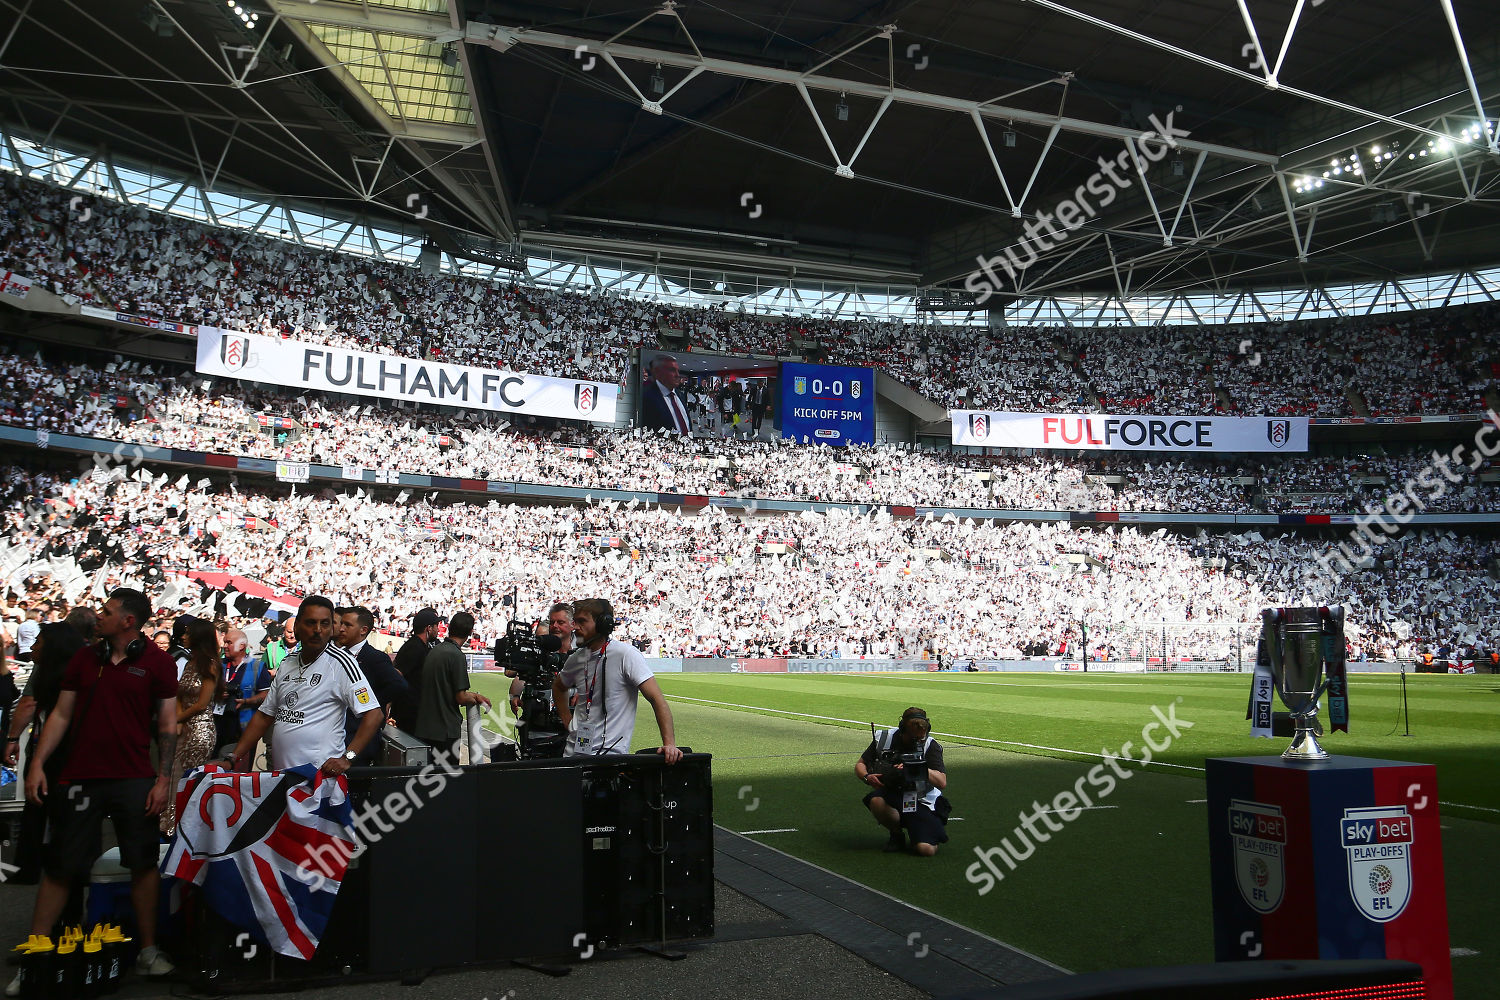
[484,670,1499,998]
[469,670,1497,995]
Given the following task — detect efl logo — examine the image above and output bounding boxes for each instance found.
[575,383,596,415]
[1229,800,1286,914]
[1266,418,1290,448]
[1339,805,1413,921]
[220,334,251,373]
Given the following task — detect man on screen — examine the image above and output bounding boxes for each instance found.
[640,355,693,435]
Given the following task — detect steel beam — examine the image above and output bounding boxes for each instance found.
[266,0,459,40]
[466,22,1279,167]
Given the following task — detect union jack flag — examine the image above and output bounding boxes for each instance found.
[161,764,356,959]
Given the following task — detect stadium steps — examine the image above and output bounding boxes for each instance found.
[714,826,1066,996]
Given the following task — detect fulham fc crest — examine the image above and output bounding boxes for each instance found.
[1266,418,1290,448]
[851,379,862,400]
[575,383,597,415]
[968,413,990,443]
[1340,805,1413,922]
[220,334,251,373]
[1229,800,1286,914]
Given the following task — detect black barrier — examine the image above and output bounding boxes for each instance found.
[177,754,713,988]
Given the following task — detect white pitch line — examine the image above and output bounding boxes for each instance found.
[1451,947,1480,957]
[852,674,1160,690]
[739,828,798,835]
[852,674,1040,688]
[1185,799,1208,803]
[1440,800,1500,814]
[1037,805,1118,813]
[667,694,1204,771]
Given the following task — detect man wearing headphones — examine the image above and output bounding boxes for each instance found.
[855,706,949,856]
[19,588,179,981]
[552,599,682,762]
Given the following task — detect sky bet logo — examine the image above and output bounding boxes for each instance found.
[1339,805,1414,921]
[1229,800,1285,914]
[1230,805,1285,842]
[1341,808,1412,849]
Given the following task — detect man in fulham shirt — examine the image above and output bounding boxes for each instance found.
[228,596,382,776]
[552,599,681,761]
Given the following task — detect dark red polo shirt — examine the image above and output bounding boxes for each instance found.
[58,641,178,782]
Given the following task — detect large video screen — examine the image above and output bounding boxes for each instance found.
[635,349,777,437]
[778,362,875,447]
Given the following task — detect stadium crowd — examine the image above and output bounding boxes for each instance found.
[2,171,1496,417]
[1,349,1497,514]
[2,462,1494,664]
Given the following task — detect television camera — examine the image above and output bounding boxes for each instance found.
[870,721,930,791]
[494,621,568,759]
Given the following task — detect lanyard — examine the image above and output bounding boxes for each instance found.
[582,640,609,709]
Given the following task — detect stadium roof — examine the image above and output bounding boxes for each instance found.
[2,1,1498,300]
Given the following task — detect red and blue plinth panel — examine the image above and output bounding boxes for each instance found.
[1206,756,1451,1000]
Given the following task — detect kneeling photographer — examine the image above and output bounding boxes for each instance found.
[855,707,950,856]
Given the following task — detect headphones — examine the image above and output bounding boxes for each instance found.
[899,708,930,737]
[96,635,148,662]
[592,601,616,637]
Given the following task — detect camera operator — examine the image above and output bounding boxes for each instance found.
[855,707,949,856]
[552,599,681,762]
[513,603,574,713]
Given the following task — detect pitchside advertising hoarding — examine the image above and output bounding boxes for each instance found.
[951,410,1309,453]
[196,329,619,423]
[779,362,875,447]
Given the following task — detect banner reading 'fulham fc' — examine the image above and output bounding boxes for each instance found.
[197,329,619,423]
[950,410,1309,453]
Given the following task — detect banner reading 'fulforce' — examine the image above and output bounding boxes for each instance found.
[196,329,619,423]
[951,410,1309,452]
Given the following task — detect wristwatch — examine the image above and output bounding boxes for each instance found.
[344,749,358,761]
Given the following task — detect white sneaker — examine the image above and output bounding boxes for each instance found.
[135,946,175,977]
[5,970,21,998]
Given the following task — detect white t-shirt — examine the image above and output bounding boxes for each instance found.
[258,642,377,769]
[558,640,654,757]
[16,620,39,654]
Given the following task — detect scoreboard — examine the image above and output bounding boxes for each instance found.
[778,362,875,447]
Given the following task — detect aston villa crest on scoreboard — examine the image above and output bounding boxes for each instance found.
[794,376,807,395]
[1340,805,1413,921]
[1229,799,1286,914]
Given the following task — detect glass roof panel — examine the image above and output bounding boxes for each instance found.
[308,23,474,127]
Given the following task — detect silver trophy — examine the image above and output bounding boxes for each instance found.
[1260,606,1346,760]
